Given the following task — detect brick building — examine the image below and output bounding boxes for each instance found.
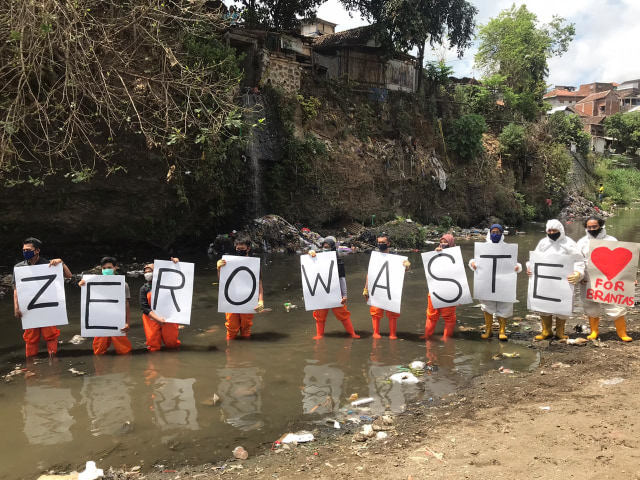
[573,90,620,117]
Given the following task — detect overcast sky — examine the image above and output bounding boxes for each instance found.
[313,0,640,87]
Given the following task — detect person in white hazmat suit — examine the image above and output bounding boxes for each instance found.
[577,216,632,342]
[526,219,584,340]
[469,223,522,341]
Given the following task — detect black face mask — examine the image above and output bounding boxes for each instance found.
[377,243,389,251]
[235,249,249,256]
[547,232,561,241]
[588,228,602,238]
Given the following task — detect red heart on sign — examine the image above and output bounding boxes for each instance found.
[591,247,633,280]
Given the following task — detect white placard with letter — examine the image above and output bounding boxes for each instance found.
[218,256,261,314]
[14,263,69,329]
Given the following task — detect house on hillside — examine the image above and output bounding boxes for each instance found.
[543,82,616,108]
[312,25,417,93]
[617,78,640,112]
[574,90,620,117]
[300,18,337,37]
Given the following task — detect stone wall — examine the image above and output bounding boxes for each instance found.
[259,50,301,93]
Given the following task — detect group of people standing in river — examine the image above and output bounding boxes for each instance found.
[11,214,633,359]
[300,215,632,344]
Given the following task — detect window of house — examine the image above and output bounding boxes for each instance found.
[599,105,605,113]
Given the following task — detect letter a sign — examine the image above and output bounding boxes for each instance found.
[367,251,407,314]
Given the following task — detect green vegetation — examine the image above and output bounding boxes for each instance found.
[604,112,640,155]
[475,4,575,99]
[594,157,640,205]
[447,114,487,160]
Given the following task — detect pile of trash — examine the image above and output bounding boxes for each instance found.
[559,194,610,221]
[210,215,323,254]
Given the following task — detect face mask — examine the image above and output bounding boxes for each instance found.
[588,228,602,238]
[322,247,331,252]
[490,233,502,243]
[235,249,249,256]
[440,243,449,249]
[102,268,115,275]
[377,243,389,251]
[23,250,36,261]
[144,272,153,282]
[547,232,561,241]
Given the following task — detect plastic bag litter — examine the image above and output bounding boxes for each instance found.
[410,361,426,370]
[78,461,103,480]
[389,372,420,384]
[281,431,315,444]
[69,335,85,345]
[351,397,374,406]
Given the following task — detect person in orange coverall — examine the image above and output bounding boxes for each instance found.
[217,237,264,340]
[79,257,132,355]
[13,237,72,358]
[140,258,182,351]
[307,236,360,339]
[362,233,411,339]
[422,234,457,340]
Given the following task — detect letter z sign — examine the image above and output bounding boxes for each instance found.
[14,263,69,329]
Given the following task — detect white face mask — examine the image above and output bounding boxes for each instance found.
[144,272,153,282]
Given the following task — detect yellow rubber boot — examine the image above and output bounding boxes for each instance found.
[498,317,508,341]
[555,318,568,340]
[481,312,493,340]
[615,316,633,342]
[587,317,599,340]
[535,316,553,340]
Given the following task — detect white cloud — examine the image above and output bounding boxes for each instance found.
[314,0,640,86]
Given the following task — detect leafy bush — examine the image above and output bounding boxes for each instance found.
[447,114,487,160]
[547,112,590,155]
[594,157,640,204]
[499,123,526,157]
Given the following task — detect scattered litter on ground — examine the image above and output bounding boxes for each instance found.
[280,431,315,444]
[390,372,420,384]
[201,394,220,406]
[600,377,624,387]
[498,366,514,374]
[492,352,521,360]
[68,368,86,376]
[78,461,103,480]
[551,362,571,369]
[68,335,85,345]
[351,397,374,407]
[410,361,426,370]
[539,406,551,411]
[565,338,588,345]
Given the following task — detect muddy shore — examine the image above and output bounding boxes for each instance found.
[41,315,640,480]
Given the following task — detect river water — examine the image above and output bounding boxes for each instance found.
[1,207,638,479]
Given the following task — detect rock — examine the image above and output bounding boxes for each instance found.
[233,446,249,460]
[362,425,375,438]
[381,415,393,426]
[353,433,367,442]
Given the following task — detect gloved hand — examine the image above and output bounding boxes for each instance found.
[255,300,264,313]
[403,260,411,270]
[470,261,477,270]
[362,288,369,299]
[308,250,316,257]
[567,272,581,285]
[341,296,347,305]
[217,259,226,269]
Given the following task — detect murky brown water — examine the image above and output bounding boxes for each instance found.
[1,207,638,479]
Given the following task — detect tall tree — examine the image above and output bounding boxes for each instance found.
[239,0,323,30]
[475,4,575,97]
[339,0,477,91]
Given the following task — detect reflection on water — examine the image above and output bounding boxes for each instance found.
[23,384,75,446]
[4,207,640,478]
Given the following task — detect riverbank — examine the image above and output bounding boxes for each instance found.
[41,315,640,480]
